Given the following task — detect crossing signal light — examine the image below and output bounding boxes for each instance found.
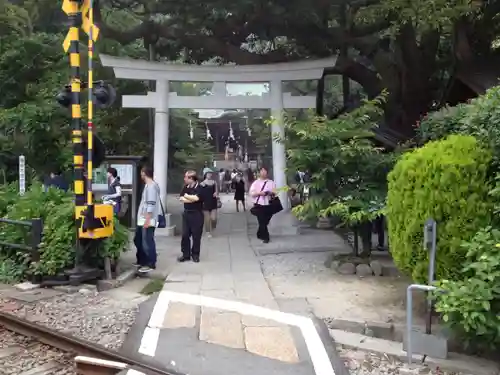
[93,81,116,108]
[56,85,72,108]
[56,81,116,109]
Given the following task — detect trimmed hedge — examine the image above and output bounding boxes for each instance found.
[387,135,493,283]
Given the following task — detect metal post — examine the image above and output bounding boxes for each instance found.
[406,284,437,365]
[424,219,437,334]
[30,218,43,283]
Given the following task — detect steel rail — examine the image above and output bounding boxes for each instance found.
[0,311,182,375]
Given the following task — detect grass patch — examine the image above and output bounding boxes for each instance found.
[140,278,165,295]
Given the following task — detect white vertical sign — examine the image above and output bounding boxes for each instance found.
[19,155,25,196]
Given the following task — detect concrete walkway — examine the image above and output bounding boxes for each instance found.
[121,194,347,375]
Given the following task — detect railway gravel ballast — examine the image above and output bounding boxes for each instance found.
[0,311,181,375]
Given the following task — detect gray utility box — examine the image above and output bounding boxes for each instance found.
[403,330,448,359]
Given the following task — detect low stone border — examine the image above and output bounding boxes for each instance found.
[97,268,138,291]
[329,329,500,375]
[14,267,138,294]
[325,317,484,355]
[326,318,398,341]
[325,254,401,277]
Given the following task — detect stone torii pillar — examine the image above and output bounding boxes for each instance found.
[153,80,169,205]
[270,80,287,207]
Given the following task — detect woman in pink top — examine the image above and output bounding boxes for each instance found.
[249,166,276,243]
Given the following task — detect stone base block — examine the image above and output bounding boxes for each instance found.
[403,331,448,359]
[269,211,302,236]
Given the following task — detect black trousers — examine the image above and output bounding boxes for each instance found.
[255,204,272,241]
[374,215,385,247]
[181,210,204,257]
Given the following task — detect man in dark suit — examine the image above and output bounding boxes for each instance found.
[44,168,69,192]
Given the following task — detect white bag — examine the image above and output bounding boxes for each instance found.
[137,216,157,227]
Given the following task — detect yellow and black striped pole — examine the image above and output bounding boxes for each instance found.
[68,1,85,208]
[63,0,113,240]
[86,0,94,209]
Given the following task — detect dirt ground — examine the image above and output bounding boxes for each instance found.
[259,251,427,326]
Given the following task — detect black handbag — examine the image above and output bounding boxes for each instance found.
[269,195,283,215]
[155,182,167,228]
[250,181,268,216]
[157,198,166,228]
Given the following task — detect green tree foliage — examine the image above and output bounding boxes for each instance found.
[387,135,493,283]
[285,95,394,226]
[94,0,500,136]
[0,32,71,179]
[0,0,33,37]
[0,12,213,184]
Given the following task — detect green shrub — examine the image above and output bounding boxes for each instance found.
[0,183,129,281]
[434,227,500,350]
[417,104,468,142]
[101,216,129,261]
[0,183,18,216]
[418,85,500,165]
[387,135,493,283]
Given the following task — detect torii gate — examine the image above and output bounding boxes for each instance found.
[99,54,336,210]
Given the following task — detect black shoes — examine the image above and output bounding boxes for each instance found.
[177,255,200,263]
[263,239,270,244]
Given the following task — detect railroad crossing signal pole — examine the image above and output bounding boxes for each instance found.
[85,0,95,226]
[62,0,85,208]
[61,0,113,248]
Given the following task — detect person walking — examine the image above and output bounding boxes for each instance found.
[232,174,246,212]
[133,166,159,273]
[200,170,218,238]
[224,169,232,193]
[218,169,226,193]
[102,167,122,215]
[245,167,254,192]
[178,170,204,263]
[44,168,69,192]
[249,166,276,243]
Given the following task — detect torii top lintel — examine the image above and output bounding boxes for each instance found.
[99,54,337,82]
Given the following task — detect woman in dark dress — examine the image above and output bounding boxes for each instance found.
[232,175,246,212]
[200,171,218,237]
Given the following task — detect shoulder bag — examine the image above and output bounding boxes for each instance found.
[269,194,283,215]
[155,182,167,228]
[250,181,268,216]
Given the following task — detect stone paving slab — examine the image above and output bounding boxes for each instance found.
[201,273,235,290]
[245,326,299,363]
[199,307,245,349]
[162,302,198,329]
[160,302,301,363]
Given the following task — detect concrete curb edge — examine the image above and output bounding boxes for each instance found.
[330,329,500,375]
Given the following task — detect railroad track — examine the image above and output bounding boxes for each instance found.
[0,312,181,375]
